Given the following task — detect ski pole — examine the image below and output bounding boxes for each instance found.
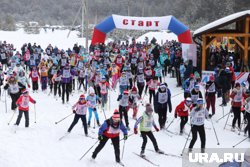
[79,140,99,160]
[232,137,249,148]
[222,105,224,117]
[102,108,107,120]
[216,112,230,123]
[55,113,74,124]
[34,104,37,123]
[165,117,175,131]
[121,139,126,160]
[181,127,192,156]
[224,109,231,130]
[5,90,7,113]
[210,118,220,145]
[7,111,16,125]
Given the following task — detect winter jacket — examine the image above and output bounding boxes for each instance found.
[99,119,127,138]
[230,88,243,108]
[134,112,157,132]
[16,95,35,111]
[154,87,172,113]
[175,100,193,117]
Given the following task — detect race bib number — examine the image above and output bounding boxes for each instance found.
[63,69,71,78]
[21,97,29,108]
[1,53,6,59]
[117,58,122,64]
[32,71,38,78]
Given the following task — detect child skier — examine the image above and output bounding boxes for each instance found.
[29,66,40,92]
[92,110,128,164]
[175,97,193,135]
[129,86,141,119]
[86,87,101,127]
[67,94,88,136]
[99,76,109,109]
[117,90,130,130]
[134,103,164,157]
[15,89,36,127]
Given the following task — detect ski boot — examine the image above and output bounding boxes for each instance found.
[140,150,145,157]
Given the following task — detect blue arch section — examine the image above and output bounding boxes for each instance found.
[95,16,116,34]
[168,16,189,35]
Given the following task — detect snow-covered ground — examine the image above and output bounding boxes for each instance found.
[0,29,249,167]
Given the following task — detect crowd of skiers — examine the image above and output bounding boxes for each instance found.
[0,37,250,166]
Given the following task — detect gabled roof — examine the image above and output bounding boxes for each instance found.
[193,10,250,37]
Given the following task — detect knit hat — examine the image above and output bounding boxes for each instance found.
[159,83,167,89]
[123,90,129,94]
[132,86,137,92]
[22,89,28,94]
[209,75,215,81]
[79,94,85,99]
[112,110,120,120]
[235,82,241,88]
[197,98,204,105]
[145,103,153,113]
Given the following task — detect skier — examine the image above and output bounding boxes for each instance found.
[154,83,172,129]
[92,110,128,164]
[67,94,88,136]
[129,86,141,119]
[117,90,130,130]
[134,103,164,157]
[116,71,130,95]
[86,87,101,127]
[29,66,40,92]
[190,84,203,106]
[99,76,109,109]
[205,75,217,117]
[244,97,250,140]
[175,97,193,135]
[188,98,209,153]
[15,89,36,127]
[60,63,74,104]
[4,75,25,111]
[230,82,243,132]
[145,77,160,104]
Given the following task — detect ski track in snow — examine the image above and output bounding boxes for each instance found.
[0,30,249,167]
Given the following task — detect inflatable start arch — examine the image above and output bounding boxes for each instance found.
[91,14,192,45]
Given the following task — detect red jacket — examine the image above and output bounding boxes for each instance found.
[16,95,35,111]
[29,70,40,82]
[175,100,193,117]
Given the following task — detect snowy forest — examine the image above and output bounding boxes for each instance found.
[0,0,249,31]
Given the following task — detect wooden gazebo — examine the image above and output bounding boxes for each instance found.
[193,10,250,71]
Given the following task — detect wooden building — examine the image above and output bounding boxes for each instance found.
[193,10,250,71]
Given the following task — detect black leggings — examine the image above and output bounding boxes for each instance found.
[137,83,144,98]
[149,90,155,104]
[10,93,20,110]
[141,131,159,151]
[61,83,70,102]
[232,107,241,128]
[119,106,129,127]
[244,112,250,138]
[189,124,206,149]
[157,108,167,129]
[180,116,188,131]
[68,114,88,134]
[16,110,29,127]
[92,136,120,162]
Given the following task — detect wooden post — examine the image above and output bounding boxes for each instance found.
[202,35,207,71]
[244,17,250,70]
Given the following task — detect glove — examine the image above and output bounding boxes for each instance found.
[28,84,31,88]
[93,108,96,111]
[124,135,128,140]
[98,135,103,141]
[155,127,160,132]
[73,110,76,113]
[134,128,138,134]
[154,126,159,132]
[174,114,177,118]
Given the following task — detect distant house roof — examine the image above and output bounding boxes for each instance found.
[193,10,250,37]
